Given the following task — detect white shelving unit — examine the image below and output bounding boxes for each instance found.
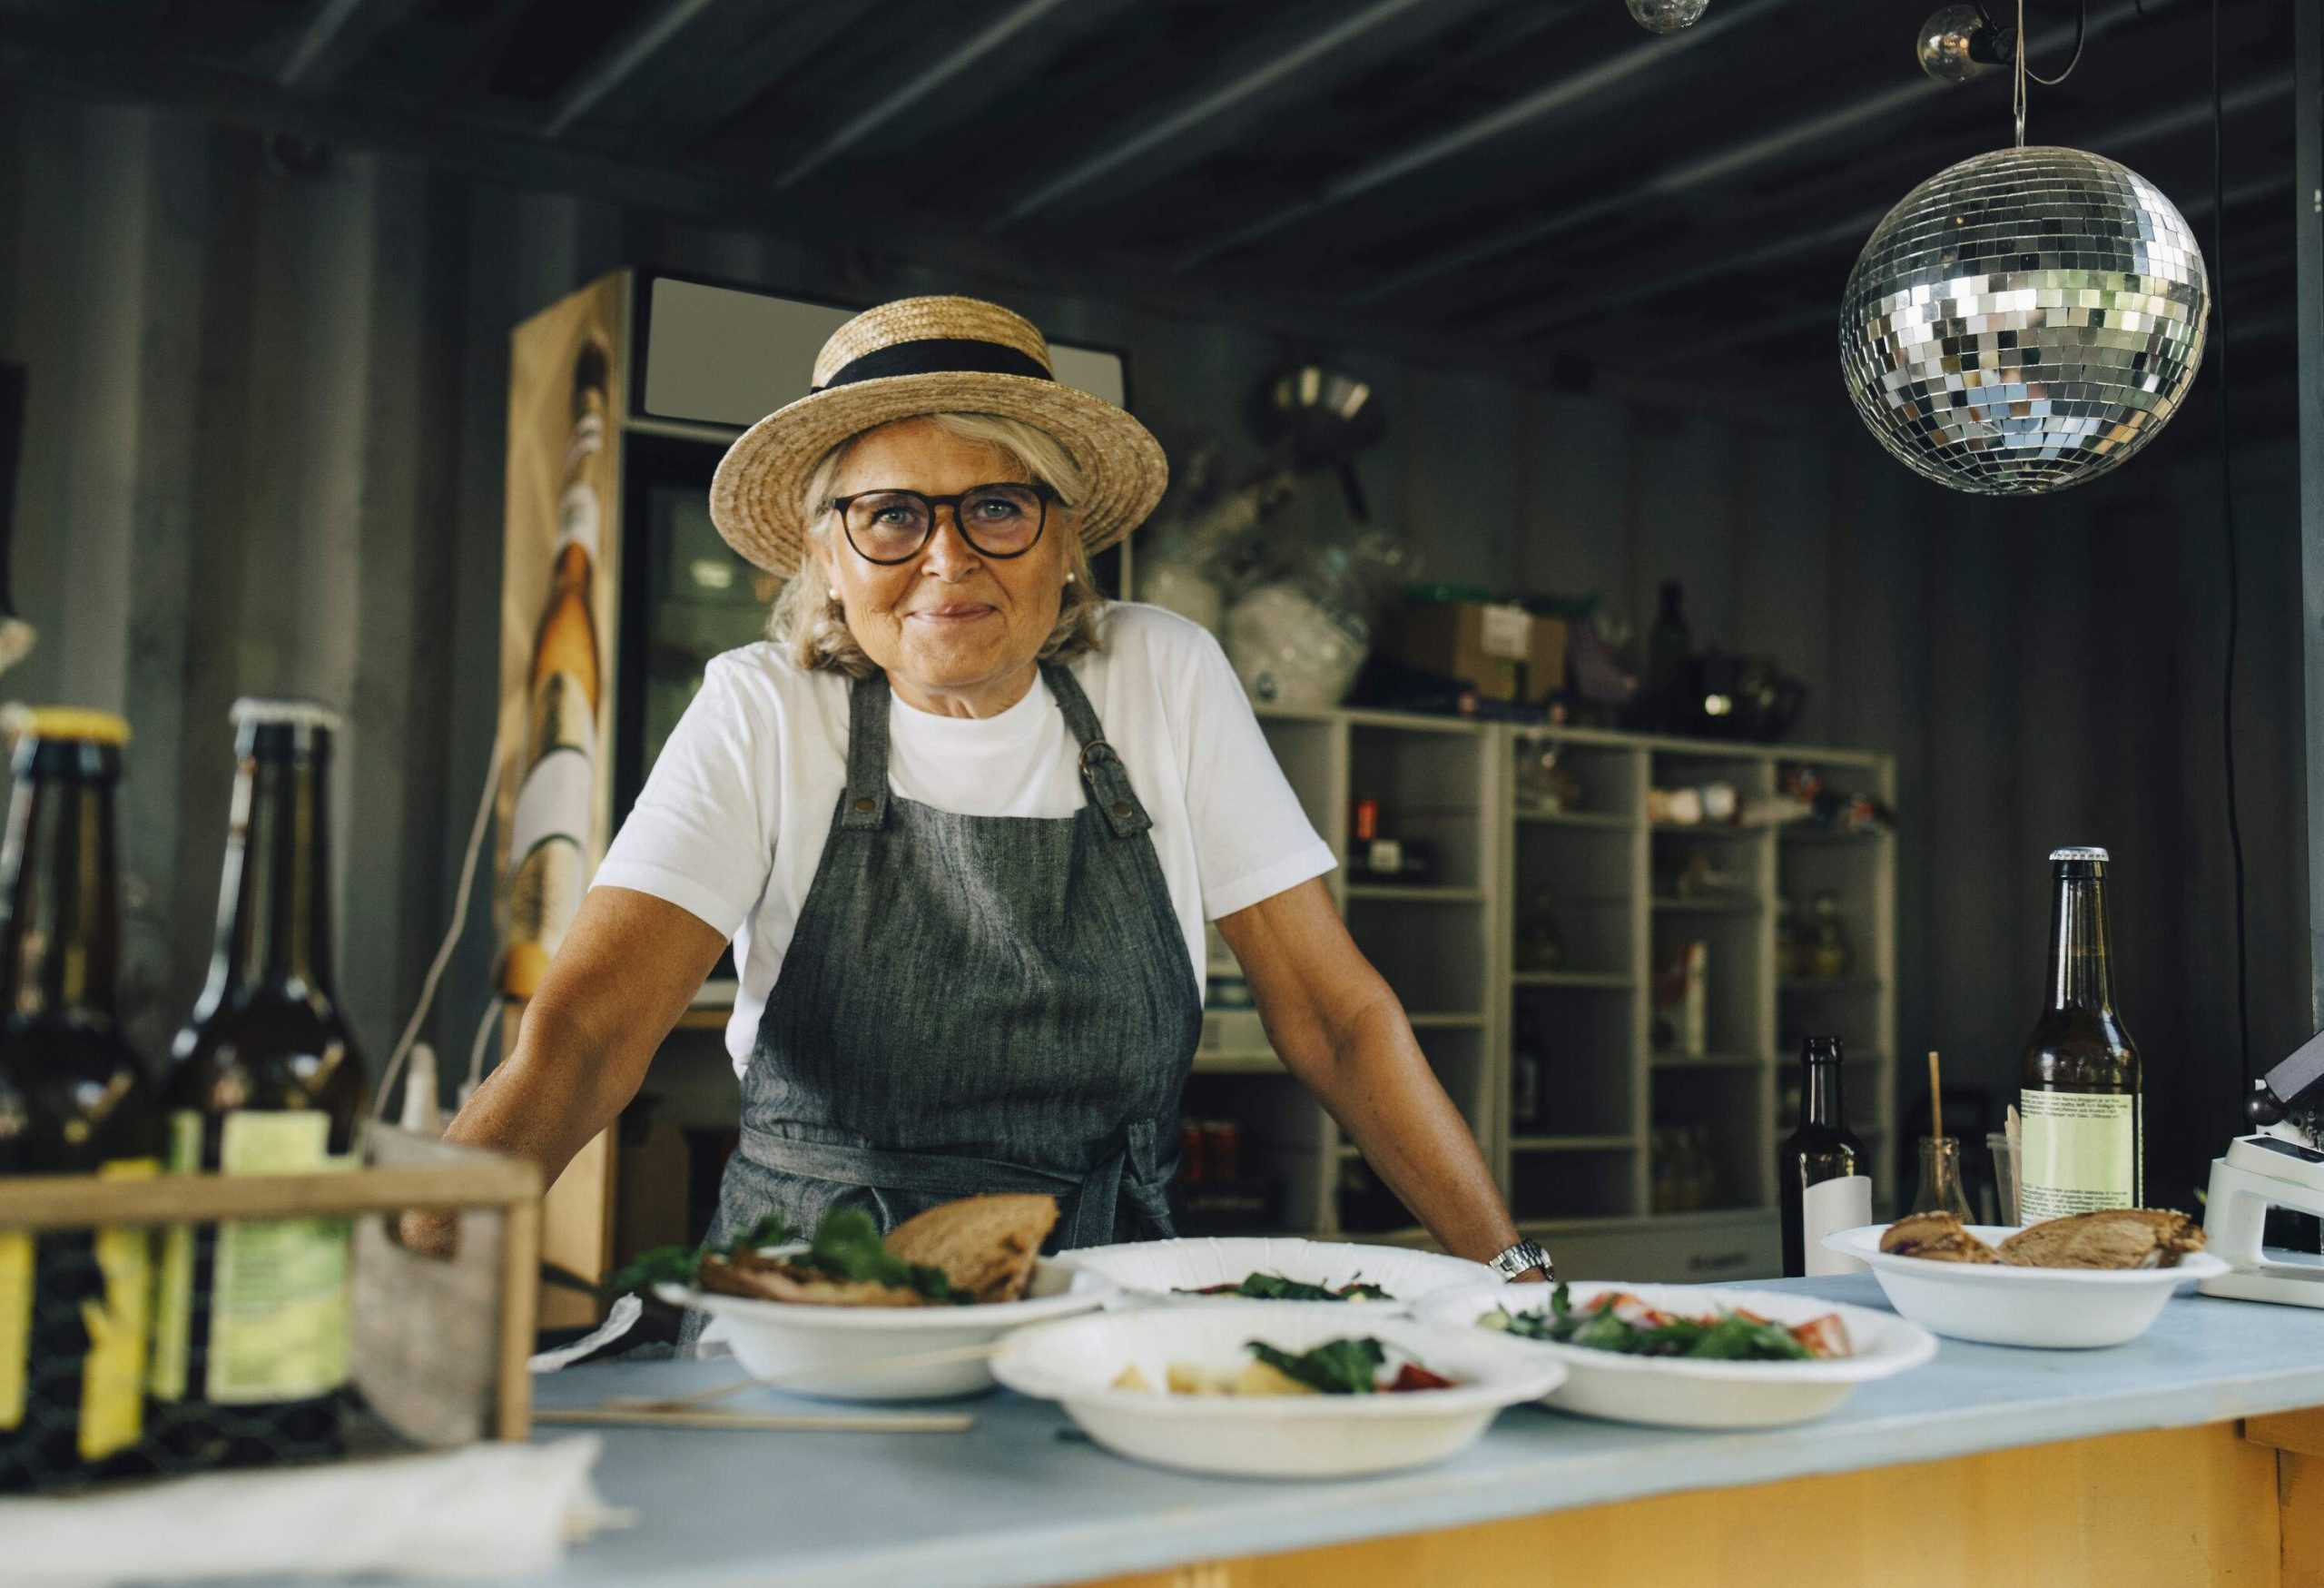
[1189,706,1894,1283]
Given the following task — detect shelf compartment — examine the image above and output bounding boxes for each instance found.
[1511,1149,1637,1222]
[1349,723,1485,889]
[1650,895,1764,914]
[1407,1011,1486,1030]
[1650,1066,1771,1212]
[1509,1134,1638,1152]
[1349,895,1487,1014]
[1512,987,1635,1138]
[1778,977,1884,994]
[1512,971,1635,989]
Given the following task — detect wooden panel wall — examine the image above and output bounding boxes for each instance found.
[0,94,2301,1208]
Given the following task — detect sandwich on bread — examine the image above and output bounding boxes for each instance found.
[1878,1211,1999,1263]
[694,1193,1059,1307]
[1995,1208,2204,1269]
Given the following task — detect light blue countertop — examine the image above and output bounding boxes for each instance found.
[526,1276,2324,1588]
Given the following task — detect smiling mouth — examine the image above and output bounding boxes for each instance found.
[908,604,997,624]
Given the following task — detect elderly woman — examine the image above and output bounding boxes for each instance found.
[440,296,1546,1281]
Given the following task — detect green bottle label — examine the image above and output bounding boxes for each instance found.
[2019,1089,2138,1220]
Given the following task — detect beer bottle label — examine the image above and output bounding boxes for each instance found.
[148,1110,204,1402]
[0,1230,29,1431]
[207,1111,354,1405]
[78,1159,157,1461]
[2019,1089,2138,1220]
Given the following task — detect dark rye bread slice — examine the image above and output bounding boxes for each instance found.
[886,1194,1059,1304]
[1878,1210,2000,1264]
[1996,1208,2206,1270]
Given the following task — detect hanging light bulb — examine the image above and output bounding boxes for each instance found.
[1627,0,1709,34]
[1837,1,2208,496]
[1917,5,1999,84]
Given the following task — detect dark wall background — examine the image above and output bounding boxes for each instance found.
[0,94,2304,1207]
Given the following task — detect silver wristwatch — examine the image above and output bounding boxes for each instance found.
[1488,1238,1552,1282]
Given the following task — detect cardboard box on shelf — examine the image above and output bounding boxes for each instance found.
[1375,600,1568,703]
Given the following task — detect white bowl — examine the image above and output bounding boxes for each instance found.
[660,1253,1113,1401]
[1823,1224,2231,1348]
[990,1303,1566,1478]
[1415,1281,1935,1429]
[1065,1237,1493,1315]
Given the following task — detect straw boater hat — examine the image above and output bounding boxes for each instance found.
[709,296,1168,577]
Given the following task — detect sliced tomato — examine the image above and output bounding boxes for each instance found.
[1384,1364,1457,1393]
[1788,1314,1852,1359]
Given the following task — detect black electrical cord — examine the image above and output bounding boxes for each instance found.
[2025,0,2087,85]
[2211,0,2250,1092]
[1980,0,2089,85]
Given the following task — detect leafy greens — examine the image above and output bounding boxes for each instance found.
[1183,1273,1395,1302]
[610,1207,974,1306]
[1482,1283,1819,1361]
[1246,1336,1390,1395]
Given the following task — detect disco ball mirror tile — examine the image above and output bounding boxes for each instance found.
[1838,146,2208,497]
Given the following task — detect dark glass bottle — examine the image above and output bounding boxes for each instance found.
[1777,1036,1867,1277]
[1644,579,1691,731]
[0,708,159,1490]
[2018,846,2141,1218]
[153,700,364,1470]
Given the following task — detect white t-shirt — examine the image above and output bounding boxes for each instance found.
[594,602,1337,1076]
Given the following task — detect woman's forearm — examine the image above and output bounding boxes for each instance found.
[1314,987,1521,1264]
[438,1001,637,1193]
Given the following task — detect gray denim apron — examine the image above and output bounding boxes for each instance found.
[703,659,1203,1260]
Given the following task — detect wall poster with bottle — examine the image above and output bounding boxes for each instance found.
[496,278,624,1008]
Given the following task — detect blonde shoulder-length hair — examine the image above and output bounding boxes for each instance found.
[766,412,1106,677]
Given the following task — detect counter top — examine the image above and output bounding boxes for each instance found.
[525,1276,2324,1588]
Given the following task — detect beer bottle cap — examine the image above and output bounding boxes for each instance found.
[2049,845,2110,863]
[231,697,345,734]
[1800,1035,1845,1064]
[1,705,130,746]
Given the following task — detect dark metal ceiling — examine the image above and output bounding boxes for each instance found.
[0,0,2299,401]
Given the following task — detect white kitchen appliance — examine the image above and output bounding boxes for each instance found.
[2199,1028,2324,1307]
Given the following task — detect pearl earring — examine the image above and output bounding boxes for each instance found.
[1065,572,1077,585]
[829,587,841,601]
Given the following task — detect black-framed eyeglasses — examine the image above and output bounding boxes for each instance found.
[828,482,1056,565]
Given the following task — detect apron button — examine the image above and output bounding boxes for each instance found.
[1112,800,1132,820]
[852,796,875,814]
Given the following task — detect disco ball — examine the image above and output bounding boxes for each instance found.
[1838,146,2209,497]
[1627,0,1709,33]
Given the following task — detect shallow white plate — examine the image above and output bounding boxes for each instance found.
[990,1303,1565,1478]
[1415,1281,1935,1429]
[659,1252,1113,1401]
[1824,1224,2230,1349]
[1065,1237,1493,1315]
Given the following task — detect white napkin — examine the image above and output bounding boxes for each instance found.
[0,1436,619,1584]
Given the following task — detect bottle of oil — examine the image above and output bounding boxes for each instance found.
[0,707,159,1490]
[152,700,364,1469]
[2018,846,2141,1219]
[500,336,608,999]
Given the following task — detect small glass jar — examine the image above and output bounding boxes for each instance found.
[1909,1136,1975,1220]
[1807,889,1853,980]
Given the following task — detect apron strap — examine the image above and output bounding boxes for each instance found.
[842,670,892,830]
[1040,661,1152,841]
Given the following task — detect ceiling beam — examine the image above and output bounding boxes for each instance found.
[772,0,1083,189]
[277,0,423,91]
[1169,0,1812,273]
[542,0,727,138]
[1493,70,2296,344]
[989,0,1477,232]
[1345,0,2185,308]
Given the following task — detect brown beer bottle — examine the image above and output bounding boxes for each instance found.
[2018,846,2142,1219]
[152,700,364,1469]
[0,708,160,1490]
[500,336,607,999]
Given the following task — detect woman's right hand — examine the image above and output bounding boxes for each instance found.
[399,1208,460,1259]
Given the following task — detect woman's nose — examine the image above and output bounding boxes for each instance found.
[919,508,980,577]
